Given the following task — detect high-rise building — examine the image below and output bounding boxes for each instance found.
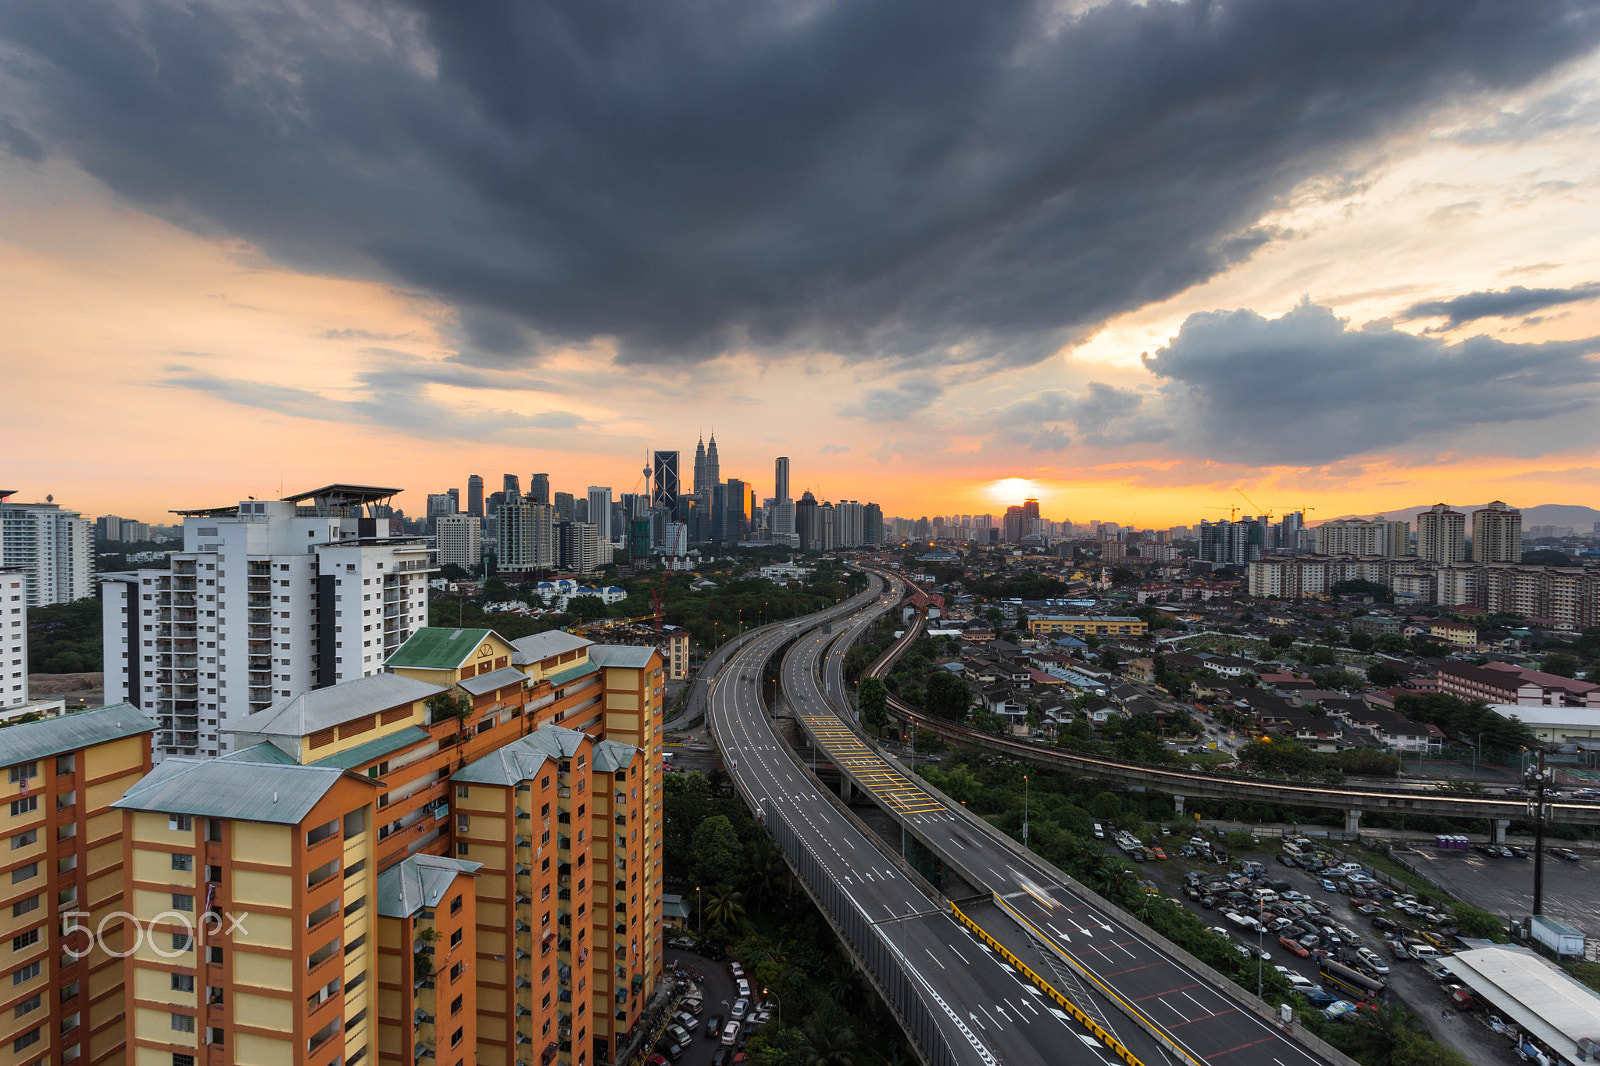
[530,473,551,505]
[693,437,709,496]
[0,704,155,1066]
[774,457,790,505]
[1472,501,1522,563]
[863,503,883,546]
[467,473,485,517]
[99,486,435,761]
[1313,518,1410,558]
[587,486,613,542]
[553,491,576,523]
[795,492,820,551]
[498,498,558,574]
[724,478,748,543]
[437,514,484,571]
[559,521,602,575]
[703,435,720,491]
[502,474,521,499]
[0,493,94,606]
[1,569,25,712]
[836,501,865,547]
[818,501,837,550]
[1418,504,1467,564]
[1002,506,1025,544]
[1198,518,1265,565]
[651,452,680,522]
[426,491,457,531]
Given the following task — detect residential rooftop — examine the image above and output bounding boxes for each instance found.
[0,703,156,770]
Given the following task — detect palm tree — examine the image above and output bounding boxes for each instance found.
[703,887,746,931]
[799,1014,858,1066]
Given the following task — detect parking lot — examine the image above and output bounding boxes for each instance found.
[1102,833,1525,1066]
[1397,845,1598,942]
[655,944,768,1066]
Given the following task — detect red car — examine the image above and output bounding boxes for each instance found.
[1278,937,1311,958]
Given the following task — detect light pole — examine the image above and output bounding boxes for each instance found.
[1022,774,1030,848]
[696,886,702,936]
[1257,896,1265,999]
[763,988,782,1029]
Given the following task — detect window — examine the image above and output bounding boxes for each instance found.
[450,894,463,915]
[172,893,194,912]
[11,929,37,952]
[449,929,463,949]
[13,993,38,1018]
[12,1026,39,1052]
[12,897,37,918]
[456,785,469,799]
[171,933,193,952]
[8,796,36,817]
[171,853,193,872]
[174,1054,197,1066]
[12,960,39,986]
[9,831,34,850]
[6,763,35,784]
[169,814,193,832]
[55,754,73,775]
[171,974,195,992]
[450,961,464,981]
[10,863,35,884]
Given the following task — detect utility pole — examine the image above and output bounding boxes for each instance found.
[1023,774,1030,848]
[1525,748,1550,916]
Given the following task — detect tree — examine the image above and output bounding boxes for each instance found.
[690,815,744,890]
[798,1014,858,1066]
[1367,662,1405,688]
[1090,791,1121,821]
[1375,633,1409,654]
[1348,630,1375,653]
[566,595,609,620]
[924,670,972,723]
[857,677,889,735]
[1268,632,1295,651]
[426,692,475,764]
[703,887,746,932]
[1542,652,1580,678]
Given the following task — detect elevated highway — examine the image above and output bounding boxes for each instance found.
[710,577,1178,1066]
[863,596,1600,834]
[775,580,1349,1066]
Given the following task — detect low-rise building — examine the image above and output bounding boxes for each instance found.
[1027,616,1147,638]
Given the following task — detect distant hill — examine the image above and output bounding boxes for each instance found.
[1320,503,1600,529]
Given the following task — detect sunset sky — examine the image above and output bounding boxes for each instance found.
[4,1,1600,527]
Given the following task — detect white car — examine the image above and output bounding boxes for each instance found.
[730,998,749,1020]
[1357,948,1390,975]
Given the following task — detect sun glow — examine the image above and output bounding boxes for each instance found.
[988,477,1038,503]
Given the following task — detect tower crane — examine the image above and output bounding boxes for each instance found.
[1235,488,1273,524]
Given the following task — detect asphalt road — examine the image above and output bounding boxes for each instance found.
[1397,846,1597,939]
[710,578,1168,1066]
[785,581,1337,1066]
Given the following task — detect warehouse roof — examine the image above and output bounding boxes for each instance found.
[1446,945,1600,1066]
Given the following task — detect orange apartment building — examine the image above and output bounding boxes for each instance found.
[0,702,156,1066]
[104,625,663,1066]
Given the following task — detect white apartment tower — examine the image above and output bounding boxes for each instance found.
[1417,504,1467,564]
[1313,518,1410,558]
[0,494,93,606]
[99,485,434,761]
[1472,501,1522,563]
[436,514,483,571]
[587,485,614,542]
[2,569,24,710]
[498,498,558,573]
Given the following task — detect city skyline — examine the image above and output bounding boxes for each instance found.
[5,5,1600,526]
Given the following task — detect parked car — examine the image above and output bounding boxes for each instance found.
[730,998,749,1020]
[721,1021,742,1047]
[706,1016,725,1039]
[1279,937,1310,958]
[1319,879,1337,892]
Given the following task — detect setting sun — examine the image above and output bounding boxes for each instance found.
[988,477,1039,503]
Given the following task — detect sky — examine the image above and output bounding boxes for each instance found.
[4,0,1600,528]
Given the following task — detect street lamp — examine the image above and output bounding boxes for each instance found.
[1022,774,1030,848]
[696,886,702,936]
[763,988,782,1029]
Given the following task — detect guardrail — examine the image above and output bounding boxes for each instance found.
[762,798,969,1066]
[948,900,1150,1066]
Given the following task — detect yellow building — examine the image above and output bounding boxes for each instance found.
[0,702,156,1066]
[1027,615,1148,638]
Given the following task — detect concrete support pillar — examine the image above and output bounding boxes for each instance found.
[1173,794,1186,817]
[1344,809,1362,834]
[1493,819,1510,844]
[841,777,855,803]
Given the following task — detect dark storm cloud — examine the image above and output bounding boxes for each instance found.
[1401,283,1600,327]
[3,1,1598,370]
[1138,301,1600,464]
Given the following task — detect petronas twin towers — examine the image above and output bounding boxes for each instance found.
[692,432,721,494]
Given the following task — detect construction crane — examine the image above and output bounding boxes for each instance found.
[1204,505,1241,522]
[1235,488,1273,524]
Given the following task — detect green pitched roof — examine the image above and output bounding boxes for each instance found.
[311,726,430,770]
[386,628,497,670]
[113,758,376,825]
[545,660,599,688]
[377,854,483,919]
[0,703,156,771]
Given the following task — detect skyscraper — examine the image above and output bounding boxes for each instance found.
[502,473,521,499]
[693,437,708,495]
[796,491,819,550]
[530,472,550,505]
[553,490,576,522]
[437,514,483,570]
[1472,501,1522,563]
[651,451,680,520]
[725,478,748,543]
[466,473,484,517]
[704,435,720,489]
[1418,504,1467,564]
[98,485,434,760]
[587,486,613,541]
[774,456,790,504]
[498,498,558,573]
[0,493,93,606]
